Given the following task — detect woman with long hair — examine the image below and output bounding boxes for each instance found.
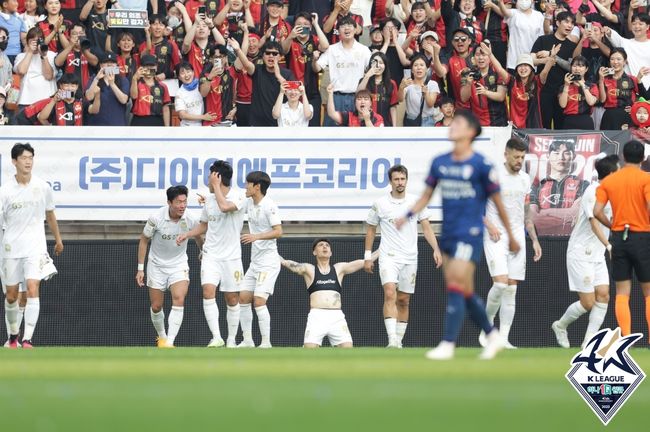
[559,55,599,129]
[509,49,556,128]
[599,48,638,130]
[357,52,398,127]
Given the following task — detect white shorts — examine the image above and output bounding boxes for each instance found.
[243,260,281,298]
[378,256,417,294]
[483,234,526,281]
[304,309,353,347]
[567,257,610,293]
[2,254,57,287]
[147,263,189,291]
[201,257,244,292]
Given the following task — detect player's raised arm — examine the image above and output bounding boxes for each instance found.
[211,172,240,213]
[281,258,310,275]
[339,251,380,276]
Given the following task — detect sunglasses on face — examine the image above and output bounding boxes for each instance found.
[264,51,280,56]
[453,36,468,43]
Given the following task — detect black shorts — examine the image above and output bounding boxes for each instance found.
[610,231,650,282]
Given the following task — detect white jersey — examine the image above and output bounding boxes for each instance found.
[366,193,431,264]
[567,182,611,262]
[246,196,282,263]
[485,164,530,237]
[143,206,198,268]
[0,175,54,258]
[201,189,247,261]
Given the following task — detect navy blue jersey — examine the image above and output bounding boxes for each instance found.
[426,151,500,242]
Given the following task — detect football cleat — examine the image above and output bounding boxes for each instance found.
[552,321,570,348]
[237,340,255,348]
[425,341,455,360]
[207,338,225,348]
[479,330,505,360]
[258,342,272,349]
[21,339,33,349]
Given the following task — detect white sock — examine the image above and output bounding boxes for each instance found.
[558,301,588,329]
[203,299,222,340]
[239,303,253,342]
[150,308,167,339]
[226,304,240,342]
[396,321,408,344]
[584,302,608,345]
[4,299,19,335]
[255,305,271,345]
[384,317,397,342]
[486,282,507,324]
[499,284,517,340]
[167,306,184,346]
[23,298,40,341]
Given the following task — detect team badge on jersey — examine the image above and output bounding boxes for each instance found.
[566,328,645,425]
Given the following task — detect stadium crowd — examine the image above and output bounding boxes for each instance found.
[2,0,650,128]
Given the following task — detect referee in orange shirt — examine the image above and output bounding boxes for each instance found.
[594,140,650,342]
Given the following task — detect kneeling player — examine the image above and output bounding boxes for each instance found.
[552,155,618,349]
[136,186,203,348]
[282,239,378,348]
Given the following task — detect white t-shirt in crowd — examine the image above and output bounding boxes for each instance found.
[404,81,439,118]
[201,189,247,261]
[366,193,431,264]
[143,206,198,268]
[174,86,204,127]
[485,164,530,238]
[505,9,545,70]
[245,196,282,263]
[608,30,650,88]
[317,40,371,93]
[567,182,611,262]
[0,175,54,258]
[278,102,312,127]
[14,51,57,105]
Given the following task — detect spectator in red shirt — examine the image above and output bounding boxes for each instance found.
[599,47,639,130]
[130,53,171,126]
[281,11,328,126]
[37,73,100,125]
[441,0,484,48]
[432,27,474,109]
[559,55,599,129]
[509,50,557,128]
[327,84,384,127]
[357,51,399,126]
[55,23,99,95]
[200,44,238,125]
[141,14,181,80]
[112,31,140,82]
[402,1,436,56]
[460,41,509,126]
[233,28,261,126]
[181,9,226,77]
[322,0,364,44]
[261,0,291,44]
[214,0,254,44]
[38,0,71,53]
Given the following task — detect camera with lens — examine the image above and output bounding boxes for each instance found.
[80,38,91,50]
[38,38,49,52]
[571,74,582,81]
[462,67,482,81]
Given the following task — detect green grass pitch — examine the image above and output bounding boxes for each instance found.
[1,348,648,431]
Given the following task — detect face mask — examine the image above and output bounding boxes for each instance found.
[167,15,182,29]
[0,40,8,51]
[517,0,532,10]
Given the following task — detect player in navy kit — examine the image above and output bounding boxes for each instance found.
[397,110,520,360]
[281,238,378,348]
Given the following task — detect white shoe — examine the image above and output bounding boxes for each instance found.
[226,339,237,348]
[237,340,255,348]
[207,338,225,348]
[479,330,505,360]
[397,341,403,349]
[552,321,570,348]
[387,338,400,348]
[3,340,21,348]
[258,342,272,349]
[503,341,517,350]
[478,330,488,348]
[425,341,455,360]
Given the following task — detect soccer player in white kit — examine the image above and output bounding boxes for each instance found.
[364,164,442,348]
[177,161,247,348]
[1,143,63,349]
[481,138,542,349]
[239,171,283,348]
[136,185,202,348]
[552,155,618,349]
[281,239,379,348]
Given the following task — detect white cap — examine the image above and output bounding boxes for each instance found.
[420,31,439,43]
[516,53,535,69]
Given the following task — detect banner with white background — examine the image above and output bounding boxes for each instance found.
[0,126,512,221]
